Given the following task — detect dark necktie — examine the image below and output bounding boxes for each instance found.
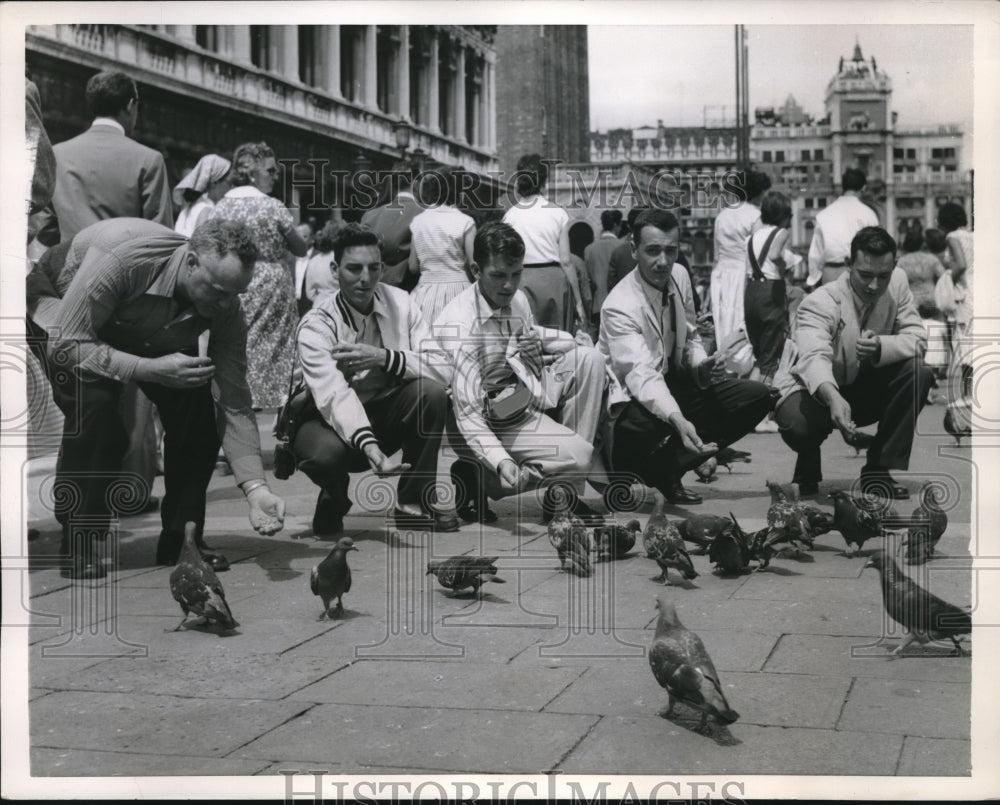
[661,282,678,372]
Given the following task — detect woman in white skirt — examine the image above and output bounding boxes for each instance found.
[408,166,476,325]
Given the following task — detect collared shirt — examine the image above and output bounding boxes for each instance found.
[434,284,574,470]
[636,273,679,368]
[806,194,879,285]
[26,217,264,484]
[91,117,126,135]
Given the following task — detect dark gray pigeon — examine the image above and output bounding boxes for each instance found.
[169,522,238,632]
[427,555,506,596]
[866,551,971,656]
[649,595,739,731]
[311,536,358,619]
[595,520,641,560]
[905,481,947,565]
[830,490,898,556]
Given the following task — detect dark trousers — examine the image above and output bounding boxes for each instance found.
[775,357,935,484]
[292,379,448,519]
[27,317,220,556]
[612,372,774,494]
[744,278,788,381]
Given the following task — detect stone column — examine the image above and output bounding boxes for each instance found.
[281,25,299,81]
[397,26,410,119]
[485,54,496,151]
[363,24,378,109]
[323,25,342,99]
[454,45,467,143]
[172,26,196,45]
[428,31,440,134]
[231,26,252,65]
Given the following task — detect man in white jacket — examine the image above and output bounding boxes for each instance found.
[293,223,458,535]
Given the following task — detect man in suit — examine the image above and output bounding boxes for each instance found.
[37,71,174,511]
[360,166,422,290]
[38,71,173,245]
[583,209,622,331]
[806,168,879,290]
[599,209,774,505]
[775,226,934,499]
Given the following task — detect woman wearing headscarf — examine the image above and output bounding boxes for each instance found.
[173,154,231,237]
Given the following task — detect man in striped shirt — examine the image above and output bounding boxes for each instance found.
[27,217,286,579]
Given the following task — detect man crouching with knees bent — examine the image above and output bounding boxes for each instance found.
[293,223,457,535]
[433,221,608,525]
[599,209,774,505]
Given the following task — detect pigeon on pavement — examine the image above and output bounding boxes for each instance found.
[549,510,592,576]
[427,555,506,596]
[643,494,698,585]
[842,428,874,456]
[715,446,751,473]
[829,490,898,557]
[694,456,718,483]
[595,520,641,561]
[866,551,971,656]
[675,514,734,554]
[649,595,739,731]
[169,522,238,632]
[311,536,358,619]
[766,479,799,505]
[905,481,947,565]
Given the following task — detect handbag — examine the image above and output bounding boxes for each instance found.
[934,272,959,317]
[273,380,314,479]
[483,379,536,425]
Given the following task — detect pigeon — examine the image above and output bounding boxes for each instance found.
[943,402,971,447]
[829,490,898,556]
[714,446,752,473]
[595,520,641,561]
[905,482,948,565]
[427,555,506,596]
[766,479,799,504]
[643,494,698,585]
[766,491,816,551]
[169,522,238,632]
[548,510,592,576]
[800,505,835,537]
[707,514,754,575]
[310,536,358,619]
[648,595,739,731]
[866,551,971,656]
[694,456,718,483]
[842,428,874,456]
[675,514,734,554]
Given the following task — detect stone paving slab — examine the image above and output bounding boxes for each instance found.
[233,704,599,773]
[31,691,312,757]
[31,747,272,777]
[897,736,972,776]
[557,716,905,776]
[287,659,584,711]
[762,633,973,683]
[31,653,350,701]
[28,653,114,690]
[838,676,971,739]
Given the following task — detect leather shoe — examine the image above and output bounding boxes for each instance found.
[859,473,910,500]
[662,479,703,505]
[392,506,460,533]
[451,459,498,524]
[312,489,346,536]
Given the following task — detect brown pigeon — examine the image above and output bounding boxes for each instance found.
[905,482,947,565]
[311,536,358,619]
[643,494,698,585]
[169,522,238,632]
[595,520,641,561]
[649,595,739,731]
[427,555,506,596]
[866,551,971,656]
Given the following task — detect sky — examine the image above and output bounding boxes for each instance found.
[588,25,974,137]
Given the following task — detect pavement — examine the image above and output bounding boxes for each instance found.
[13,400,978,783]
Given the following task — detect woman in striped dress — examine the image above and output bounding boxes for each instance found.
[408,166,476,325]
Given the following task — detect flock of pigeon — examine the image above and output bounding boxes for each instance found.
[166,454,971,736]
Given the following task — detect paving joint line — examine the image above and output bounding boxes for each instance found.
[549,713,603,772]
[222,702,319,757]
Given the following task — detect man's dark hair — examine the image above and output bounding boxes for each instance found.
[86,71,138,118]
[842,168,867,192]
[332,222,382,264]
[190,218,259,269]
[746,170,773,201]
[924,227,947,254]
[600,209,623,232]
[624,204,650,235]
[901,227,924,253]
[514,153,548,198]
[473,221,525,267]
[936,201,968,233]
[631,209,679,245]
[759,191,792,227]
[849,226,897,264]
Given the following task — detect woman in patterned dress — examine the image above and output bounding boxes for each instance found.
[212,142,308,408]
[407,166,476,325]
[937,202,974,437]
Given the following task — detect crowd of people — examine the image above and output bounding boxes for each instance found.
[24,70,974,581]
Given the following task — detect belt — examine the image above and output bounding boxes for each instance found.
[523,261,560,268]
[824,261,847,268]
